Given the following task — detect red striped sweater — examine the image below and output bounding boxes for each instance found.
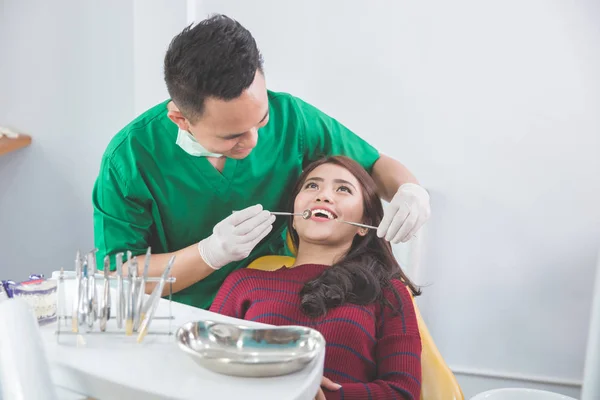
[209,264,422,400]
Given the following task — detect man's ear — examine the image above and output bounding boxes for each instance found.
[166,101,191,131]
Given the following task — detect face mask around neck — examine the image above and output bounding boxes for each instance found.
[175,128,223,158]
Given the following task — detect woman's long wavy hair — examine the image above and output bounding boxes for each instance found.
[287,156,421,318]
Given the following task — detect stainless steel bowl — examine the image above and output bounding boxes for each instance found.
[175,320,325,377]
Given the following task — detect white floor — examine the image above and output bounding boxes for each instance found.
[457,374,581,399]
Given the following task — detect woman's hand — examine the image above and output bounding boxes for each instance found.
[314,377,341,399]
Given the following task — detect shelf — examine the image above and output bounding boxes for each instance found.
[0,134,32,156]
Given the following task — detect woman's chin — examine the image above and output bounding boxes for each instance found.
[302,234,333,244]
[297,230,348,247]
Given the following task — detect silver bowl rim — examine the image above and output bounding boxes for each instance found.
[175,319,326,365]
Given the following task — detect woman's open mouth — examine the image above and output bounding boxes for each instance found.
[310,208,338,221]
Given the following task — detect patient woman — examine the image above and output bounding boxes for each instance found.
[210,156,422,400]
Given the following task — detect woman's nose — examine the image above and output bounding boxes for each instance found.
[315,193,333,203]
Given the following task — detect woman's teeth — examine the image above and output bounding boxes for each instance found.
[312,209,335,219]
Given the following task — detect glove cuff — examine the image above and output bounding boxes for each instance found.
[198,237,222,270]
[399,183,430,199]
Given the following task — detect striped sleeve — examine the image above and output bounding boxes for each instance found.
[325,281,422,400]
[209,270,249,319]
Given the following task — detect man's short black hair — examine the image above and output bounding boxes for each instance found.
[164,14,263,122]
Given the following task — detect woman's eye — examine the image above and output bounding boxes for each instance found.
[337,185,352,193]
[304,182,318,189]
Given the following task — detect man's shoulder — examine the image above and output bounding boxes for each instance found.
[264,90,318,137]
[267,89,296,103]
[101,100,173,167]
[266,90,328,125]
[267,90,312,112]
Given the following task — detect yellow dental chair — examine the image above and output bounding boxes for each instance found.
[246,235,464,400]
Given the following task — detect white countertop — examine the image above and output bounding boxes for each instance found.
[42,274,324,400]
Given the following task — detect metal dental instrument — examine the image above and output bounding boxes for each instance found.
[125,253,136,335]
[104,257,111,322]
[99,256,111,332]
[270,210,312,219]
[335,219,378,230]
[86,250,98,328]
[310,210,415,238]
[72,251,82,332]
[131,257,141,332]
[137,256,175,343]
[79,258,90,326]
[134,247,151,331]
[302,208,378,230]
[58,268,67,327]
[115,252,124,329]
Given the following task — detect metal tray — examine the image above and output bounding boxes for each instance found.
[175,320,325,377]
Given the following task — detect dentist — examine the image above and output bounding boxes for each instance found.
[92,14,431,309]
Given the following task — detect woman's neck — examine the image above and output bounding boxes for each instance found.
[291,240,351,268]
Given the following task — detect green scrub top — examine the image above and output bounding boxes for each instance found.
[92,90,380,309]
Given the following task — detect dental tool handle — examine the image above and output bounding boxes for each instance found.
[336,219,378,230]
[78,260,89,326]
[236,209,312,219]
[100,283,109,332]
[58,269,67,327]
[125,277,135,335]
[86,252,98,328]
[134,248,151,331]
[270,212,301,216]
[116,275,123,329]
[124,256,136,335]
[72,252,82,332]
[137,256,175,343]
[125,281,134,335]
[99,265,109,332]
[115,252,124,329]
[270,210,312,219]
[87,274,96,328]
[105,283,111,320]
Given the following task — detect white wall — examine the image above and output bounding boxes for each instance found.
[0,1,188,282]
[0,0,135,281]
[195,0,600,397]
[132,0,188,115]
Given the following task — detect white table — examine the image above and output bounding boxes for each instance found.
[41,274,324,400]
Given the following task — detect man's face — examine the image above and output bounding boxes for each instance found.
[173,71,270,159]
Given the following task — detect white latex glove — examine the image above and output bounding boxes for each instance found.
[0,126,19,138]
[198,204,276,270]
[377,183,431,244]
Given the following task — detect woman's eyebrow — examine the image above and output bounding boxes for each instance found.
[333,178,357,190]
[305,177,324,183]
[306,177,357,190]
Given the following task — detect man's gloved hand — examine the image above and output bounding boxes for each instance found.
[377,183,431,244]
[198,204,276,270]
